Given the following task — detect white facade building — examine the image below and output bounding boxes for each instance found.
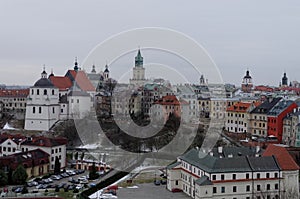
[167,148,287,199]
[21,136,67,171]
[24,69,60,131]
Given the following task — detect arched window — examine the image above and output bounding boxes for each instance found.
[44,89,47,95]
[31,89,34,95]
[52,89,55,95]
[37,89,39,95]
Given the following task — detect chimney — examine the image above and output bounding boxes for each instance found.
[218,146,223,154]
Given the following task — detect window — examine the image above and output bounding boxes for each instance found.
[233,186,237,192]
[51,149,54,154]
[52,89,55,95]
[257,173,260,179]
[37,89,39,95]
[44,89,47,95]
[266,173,270,178]
[31,89,34,95]
[213,187,217,193]
[221,187,225,193]
[175,180,178,185]
[275,184,278,190]
[257,185,261,191]
[267,184,270,190]
[212,175,216,180]
[53,107,55,114]
[246,185,250,192]
[33,107,36,114]
[275,173,278,178]
[3,147,6,151]
[221,174,224,180]
[39,107,42,114]
[232,174,236,180]
[77,99,80,103]
[246,173,249,179]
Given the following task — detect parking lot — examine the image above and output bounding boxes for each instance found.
[2,169,105,197]
[118,183,190,199]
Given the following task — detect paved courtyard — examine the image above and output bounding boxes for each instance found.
[118,183,189,199]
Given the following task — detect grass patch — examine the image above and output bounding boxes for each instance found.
[45,190,77,199]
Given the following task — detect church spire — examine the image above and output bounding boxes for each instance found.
[135,48,143,67]
[91,64,96,73]
[74,57,79,72]
[41,65,47,79]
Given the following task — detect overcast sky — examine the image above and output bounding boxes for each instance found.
[0,0,300,86]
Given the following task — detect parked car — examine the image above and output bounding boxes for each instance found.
[154,180,160,186]
[160,179,167,185]
[36,184,44,189]
[171,188,183,193]
[52,175,62,180]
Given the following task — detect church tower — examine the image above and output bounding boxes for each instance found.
[282,72,288,87]
[241,69,253,93]
[130,49,146,86]
[103,64,109,81]
[25,68,60,131]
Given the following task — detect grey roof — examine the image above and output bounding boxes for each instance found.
[211,146,260,158]
[247,156,280,172]
[195,176,213,186]
[180,149,252,173]
[166,162,181,170]
[68,90,90,97]
[33,78,55,88]
[251,97,282,114]
[268,100,295,116]
[180,148,280,174]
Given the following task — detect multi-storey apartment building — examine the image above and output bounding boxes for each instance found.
[267,100,298,142]
[21,136,67,171]
[167,147,285,199]
[0,88,29,119]
[263,144,300,198]
[225,102,260,134]
[282,108,300,146]
[249,97,281,137]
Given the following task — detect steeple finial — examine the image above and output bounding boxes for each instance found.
[74,57,78,72]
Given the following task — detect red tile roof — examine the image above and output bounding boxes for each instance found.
[22,136,68,147]
[227,102,260,113]
[0,149,50,169]
[0,89,29,97]
[67,70,95,92]
[49,76,73,91]
[154,95,181,105]
[263,144,300,171]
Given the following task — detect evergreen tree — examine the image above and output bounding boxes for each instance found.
[89,162,99,180]
[0,169,8,186]
[54,157,61,174]
[12,165,28,185]
[80,152,85,161]
[74,151,79,160]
